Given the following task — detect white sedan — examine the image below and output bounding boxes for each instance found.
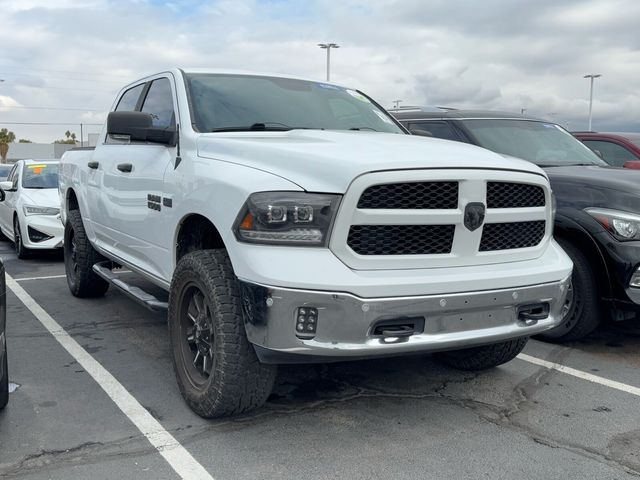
[0,159,63,258]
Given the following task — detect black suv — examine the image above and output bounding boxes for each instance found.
[392,108,640,341]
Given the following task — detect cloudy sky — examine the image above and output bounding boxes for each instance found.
[1,0,638,143]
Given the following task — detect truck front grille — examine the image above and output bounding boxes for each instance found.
[347,224,455,255]
[487,182,545,208]
[330,170,550,270]
[357,181,458,209]
[479,221,546,251]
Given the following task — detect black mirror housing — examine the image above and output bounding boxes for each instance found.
[107,111,177,146]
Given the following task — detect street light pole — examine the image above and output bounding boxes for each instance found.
[318,43,340,81]
[583,74,602,131]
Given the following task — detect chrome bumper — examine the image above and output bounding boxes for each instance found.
[241,276,571,364]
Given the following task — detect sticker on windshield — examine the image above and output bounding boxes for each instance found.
[27,164,48,174]
[374,110,394,124]
[346,89,371,102]
[315,83,342,90]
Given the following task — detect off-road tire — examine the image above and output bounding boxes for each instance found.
[64,209,109,298]
[538,239,600,342]
[0,348,8,409]
[13,217,30,259]
[436,337,529,371]
[168,249,276,418]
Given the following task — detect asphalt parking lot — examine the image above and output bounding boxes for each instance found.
[0,239,639,480]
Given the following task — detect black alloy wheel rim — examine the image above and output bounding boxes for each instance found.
[179,283,215,387]
[68,231,78,274]
[560,279,575,321]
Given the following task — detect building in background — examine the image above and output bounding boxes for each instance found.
[4,143,77,163]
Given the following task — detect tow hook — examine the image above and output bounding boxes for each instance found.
[517,303,550,326]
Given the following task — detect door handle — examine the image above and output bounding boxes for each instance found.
[87,161,99,169]
[117,163,133,173]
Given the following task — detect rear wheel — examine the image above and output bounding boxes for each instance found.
[13,217,29,259]
[168,249,276,418]
[436,337,528,371]
[64,209,109,298]
[538,239,600,342]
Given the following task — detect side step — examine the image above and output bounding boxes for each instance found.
[92,261,168,312]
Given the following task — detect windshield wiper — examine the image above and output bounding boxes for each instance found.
[209,122,321,133]
[349,127,378,131]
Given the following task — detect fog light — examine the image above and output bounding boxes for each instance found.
[295,307,318,338]
[28,226,54,243]
[630,268,640,288]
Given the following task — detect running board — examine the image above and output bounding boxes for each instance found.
[92,261,168,312]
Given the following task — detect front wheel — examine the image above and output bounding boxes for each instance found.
[168,249,276,418]
[13,217,29,259]
[436,337,529,371]
[0,348,8,410]
[537,239,600,342]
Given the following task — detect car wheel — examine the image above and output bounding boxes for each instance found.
[13,217,30,259]
[64,209,109,298]
[0,348,8,410]
[436,337,529,371]
[538,239,600,342]
[168,249,276,418]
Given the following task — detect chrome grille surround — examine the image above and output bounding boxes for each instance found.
[330,169,552,271]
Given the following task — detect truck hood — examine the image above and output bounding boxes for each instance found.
[197,130,545,192]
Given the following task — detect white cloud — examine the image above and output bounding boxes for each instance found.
[0,0,638,142]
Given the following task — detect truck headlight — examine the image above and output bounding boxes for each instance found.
[23,205,60,216]
[233,192,341,246]
[586,208,640,241]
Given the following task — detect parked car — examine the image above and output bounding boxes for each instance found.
[0,244,7,409]
[59,69,571,417]
[573,132,640,168]
[0,160,63,258]
[0,164,13,182]
[392,108,640,341]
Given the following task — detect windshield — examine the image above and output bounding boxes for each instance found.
[462,119,607,167]
[22,163,59,189]
[185,73,404,134]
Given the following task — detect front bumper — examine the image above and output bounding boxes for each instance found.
[242,276,571,364]
[593,231,640,311]
[22,214,64,249]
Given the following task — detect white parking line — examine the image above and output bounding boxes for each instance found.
[6,274,215,480]
[16,271,133,282]
[16,274,68,282]
[518,353,640,397]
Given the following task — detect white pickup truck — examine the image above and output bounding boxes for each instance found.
[59,68,572,417]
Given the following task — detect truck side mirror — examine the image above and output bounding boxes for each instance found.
[107,111,177,146]
[0,188,4,202]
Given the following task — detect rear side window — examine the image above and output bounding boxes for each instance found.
[582,140,640,166]
[408,121,460,141]
[115,84,145,112]
[140,78,175,128]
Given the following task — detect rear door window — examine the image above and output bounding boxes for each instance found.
[115,84,145,112]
